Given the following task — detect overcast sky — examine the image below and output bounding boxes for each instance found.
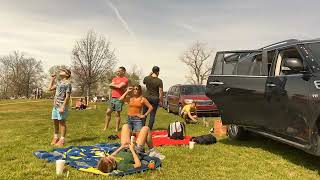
[0,0,319,90]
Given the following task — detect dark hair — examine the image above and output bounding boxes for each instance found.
[133,84,142,96]
[119,66,126,72]
[152,66,160,73]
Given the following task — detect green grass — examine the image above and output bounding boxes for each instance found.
[0,100,319,180]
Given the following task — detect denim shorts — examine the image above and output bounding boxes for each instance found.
[134,144,145,154]
[127,116,143,132]
[51,107,69,121]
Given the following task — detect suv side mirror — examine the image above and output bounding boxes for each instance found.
[282,58,304,74]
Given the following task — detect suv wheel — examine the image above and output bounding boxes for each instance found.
[227,124,248,140]
[311,125,320,156]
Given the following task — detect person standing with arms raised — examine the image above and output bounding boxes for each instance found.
[104,67,129,132]
[142,66,163,130]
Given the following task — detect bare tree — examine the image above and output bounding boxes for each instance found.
[0,65,9,99]
[0,51,44,98]
[180,42,214,85]
[72,30,117,96]
[128,64,143,85]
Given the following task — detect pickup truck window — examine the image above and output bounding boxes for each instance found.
[274,48,304,76]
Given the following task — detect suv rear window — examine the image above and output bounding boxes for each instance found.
[181,85,206,95]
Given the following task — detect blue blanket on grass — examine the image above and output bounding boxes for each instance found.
[33,143,161,176]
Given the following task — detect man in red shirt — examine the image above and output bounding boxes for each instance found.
[104,67,129,132]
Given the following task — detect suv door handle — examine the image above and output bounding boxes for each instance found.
[266,83,276,87]
[209,81,224,85]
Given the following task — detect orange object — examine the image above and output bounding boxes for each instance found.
[148,161,155,169]
[214,120,227,136]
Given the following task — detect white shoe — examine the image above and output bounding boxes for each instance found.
[149,149,165,160]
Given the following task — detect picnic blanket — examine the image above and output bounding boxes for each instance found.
[33,143,161,176]
[122,130,191,146]
[152,130,192,146]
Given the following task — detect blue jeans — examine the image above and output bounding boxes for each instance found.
[127,116,143,132]
[143,97,159,130]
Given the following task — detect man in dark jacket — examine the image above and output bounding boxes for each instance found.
[142,66,163,130]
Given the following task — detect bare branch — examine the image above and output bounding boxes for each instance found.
[180,42,214,84]
[71,30,117,96]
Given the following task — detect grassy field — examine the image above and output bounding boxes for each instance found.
[0,100,319,180]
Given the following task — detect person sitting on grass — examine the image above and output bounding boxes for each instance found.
[181,102,198,124]
[75,99,81,110]
[48,68,72,147]
[119,85,153,133]
[75,98,86,110]
[80,98,87,110]
[97,124,164,173]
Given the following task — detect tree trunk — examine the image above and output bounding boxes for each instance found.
[87,84,91,97]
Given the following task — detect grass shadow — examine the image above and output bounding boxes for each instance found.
[219,135,320,173]
[68,136,99,143]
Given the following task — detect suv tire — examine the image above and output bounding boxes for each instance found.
[227,124,248,140]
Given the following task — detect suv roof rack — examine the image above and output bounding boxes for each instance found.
[261,39,299,50]
[218,50,261,53]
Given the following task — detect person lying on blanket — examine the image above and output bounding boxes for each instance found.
[97,124,164,173]
[119,85,153,133]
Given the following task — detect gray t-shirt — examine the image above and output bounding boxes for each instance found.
[54,81,72,108]
[143,76,163,99]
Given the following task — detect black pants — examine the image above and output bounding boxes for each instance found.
[143,97,159,130]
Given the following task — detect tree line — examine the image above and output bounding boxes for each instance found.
[0,30,214,99]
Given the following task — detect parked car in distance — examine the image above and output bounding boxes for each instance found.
[206,39,320,156]
[167,84,219,116]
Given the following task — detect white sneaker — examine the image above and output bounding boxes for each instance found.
[149,149,165,160]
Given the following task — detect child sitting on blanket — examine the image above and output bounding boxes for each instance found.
[97,124,164,173]
[119,85,153,133]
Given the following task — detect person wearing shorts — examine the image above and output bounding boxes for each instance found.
[104,67,129,132]
[97,124,164,173]
[48,68,72,147]
[119,85,153,133]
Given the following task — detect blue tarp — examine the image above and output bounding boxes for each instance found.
[33,143,161,176]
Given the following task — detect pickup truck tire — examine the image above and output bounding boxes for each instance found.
[227,124,248,140]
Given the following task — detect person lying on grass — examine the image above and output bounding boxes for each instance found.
[119,85,153,133]
[97,124,164,173]
[181,102,198,124]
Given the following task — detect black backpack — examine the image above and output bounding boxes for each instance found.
[167,121,186,140]
[191,134,217,145]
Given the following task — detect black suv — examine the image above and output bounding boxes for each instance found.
[206,39,320,156]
